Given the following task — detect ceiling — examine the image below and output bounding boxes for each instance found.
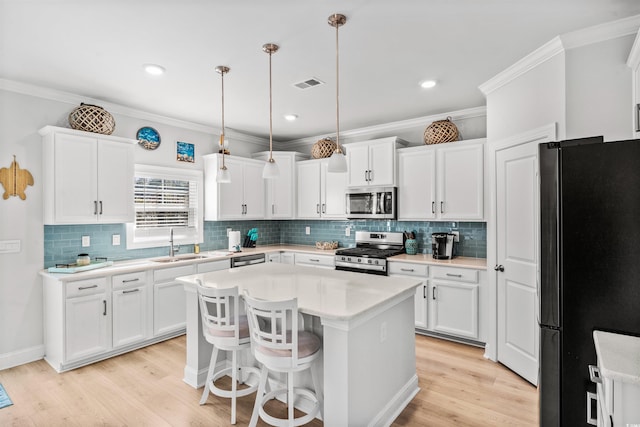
[2,0,640,142]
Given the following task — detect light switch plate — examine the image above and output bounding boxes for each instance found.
[451,231,460,242]
[0,239,21,254]
[112,234,121,245]
[305,226,310,235]
[82,235,90,247]
[345,227,351,237]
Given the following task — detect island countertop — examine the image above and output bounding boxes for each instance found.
[176,262,422,322]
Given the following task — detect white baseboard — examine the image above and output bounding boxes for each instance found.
[0,344,45,371]
[368,374,420,427]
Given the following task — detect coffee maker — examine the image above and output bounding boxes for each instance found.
[431,232,456,259]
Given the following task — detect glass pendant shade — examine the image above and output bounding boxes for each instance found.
[216,165,231,183]
[327,150,348,173]
[262,159,279,179]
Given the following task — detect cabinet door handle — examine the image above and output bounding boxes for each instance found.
[272,204,275,214]
[432,286,437,300]
[440,201,444,214]
[309,259,320,262]
[636,103,640,132]
[368,170,372,182]
[322,204,326,213]
[446,273,462,278]
[123,288,140,294]
[103,300,107,316]
[79,284,98,291]
[317,204,320,214]
[94,200,98,215]
[401,268,415,272]
[432,201,435,214]
[423,285,427,299]
[364,170,368,182]
[122,278,140,283]
[99,201,103,215]
[588,365,602,384]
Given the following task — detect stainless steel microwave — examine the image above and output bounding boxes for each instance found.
[345,187,396,219]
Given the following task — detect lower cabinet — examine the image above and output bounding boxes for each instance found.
[64,278,110,362]
[294,252,335,269]
[153,265,194,336]
[267,252,281,263]
[389,261,485,342]
[112,271,149,348]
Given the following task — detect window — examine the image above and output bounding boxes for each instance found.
[126,165,203,249]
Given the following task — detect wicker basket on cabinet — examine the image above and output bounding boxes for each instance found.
[423,117,459,145]
[68,103,116,135]
[311,137,337,159]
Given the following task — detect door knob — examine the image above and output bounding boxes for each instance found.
[494,264,505,272]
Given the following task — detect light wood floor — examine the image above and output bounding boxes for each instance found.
[0,334,538,426]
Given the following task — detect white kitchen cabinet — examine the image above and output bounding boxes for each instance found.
[39,126,135,225]
[112,271,149,349]
[345,136,407,187]
[203,154,265,220]
[429,266,479,340]
[267,252,281,263]
[252,151,307,219]
[388,262,429,329]
[397,139,485,221]
[294,252,335,269]
[280,252,295,264]
[153,265,194,336]
[196,259,230,273]
[296,159,348,219]
[628,30,640,139]
[59,277,111,365]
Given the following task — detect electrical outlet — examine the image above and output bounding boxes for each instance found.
[305,226,311,235]
[345,226,351,237]
[112,234,121,246]
[227,228,232,237]
[81,235,90,247]
[451,231,460,242]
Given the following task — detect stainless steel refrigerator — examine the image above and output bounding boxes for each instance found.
[539,136,640,426]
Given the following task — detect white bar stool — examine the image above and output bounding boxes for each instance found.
[243,291,323,427]
[197,281,260,424]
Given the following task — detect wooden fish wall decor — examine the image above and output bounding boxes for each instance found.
[0,155,34,200]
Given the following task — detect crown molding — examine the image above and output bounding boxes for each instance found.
[480,14,640,96]
[0,78,269,147]
[627,29,640,69]
[277,106,487,150]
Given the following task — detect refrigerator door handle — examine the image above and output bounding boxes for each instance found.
[586,392,598,426]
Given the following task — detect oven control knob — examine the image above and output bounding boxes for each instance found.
[347,257,351,262]
[374,260,379,265]
[357,258,362,263]
[367,259,372,264]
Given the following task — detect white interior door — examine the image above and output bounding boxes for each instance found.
[495,137,540,385]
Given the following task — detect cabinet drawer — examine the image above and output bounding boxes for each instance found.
[388,262,428,277]
[153,265,195,282]
[431,266,478,283]
[66,277,107,298]
[113,271,147,290]
[294,253,335,267]
[197,259,230,273]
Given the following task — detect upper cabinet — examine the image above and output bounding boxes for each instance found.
[203,154,265,220]
[296,158,348,219]
[39,126,135,225]
[397,139,485,221]
[344,137,407,187]
[252,151,307,219]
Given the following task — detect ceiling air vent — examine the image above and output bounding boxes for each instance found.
[293,77,324,90]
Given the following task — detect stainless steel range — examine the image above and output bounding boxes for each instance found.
[335,231,405,275]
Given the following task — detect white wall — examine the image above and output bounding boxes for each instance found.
[566,35,635,141]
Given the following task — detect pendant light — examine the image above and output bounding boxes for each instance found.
[262,43,280,179]
[327,13,348,173]
[215,65,231,183]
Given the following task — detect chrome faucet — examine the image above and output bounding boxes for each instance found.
[169,228,180,257]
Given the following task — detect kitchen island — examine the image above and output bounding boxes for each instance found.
[177,263,422,426]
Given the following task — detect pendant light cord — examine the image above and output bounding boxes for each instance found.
[335,18,341,154]
[269,48,274,162]
[221,68,226,168]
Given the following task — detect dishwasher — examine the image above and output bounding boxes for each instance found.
[230,253,265,268]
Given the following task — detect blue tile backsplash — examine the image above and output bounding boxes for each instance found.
[44,220,486,268]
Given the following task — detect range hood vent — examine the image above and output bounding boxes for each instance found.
[293,77,324,89]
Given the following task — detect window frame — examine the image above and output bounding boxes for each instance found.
[126,164,203,250]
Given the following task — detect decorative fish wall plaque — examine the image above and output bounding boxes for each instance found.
[0,155,34,200]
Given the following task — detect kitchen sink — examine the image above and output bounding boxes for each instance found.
[151,255,209,263]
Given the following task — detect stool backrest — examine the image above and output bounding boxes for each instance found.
[197,281,243,346]
[243,292,300,365]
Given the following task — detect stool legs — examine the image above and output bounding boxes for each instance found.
[249,365,270,427]
[200,345,220,405]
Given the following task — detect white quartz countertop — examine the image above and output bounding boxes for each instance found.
[593,330,640,385]
[176,263,422,321]
[388,253,487,269]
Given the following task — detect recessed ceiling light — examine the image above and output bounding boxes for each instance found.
[420,80,437,89]
[143,64,166,76]
[284,114,298,121]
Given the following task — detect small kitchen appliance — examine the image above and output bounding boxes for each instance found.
[335,231,404,275]
[431,232,456,259]
[228,230,241,252]
[345,187,396,219]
